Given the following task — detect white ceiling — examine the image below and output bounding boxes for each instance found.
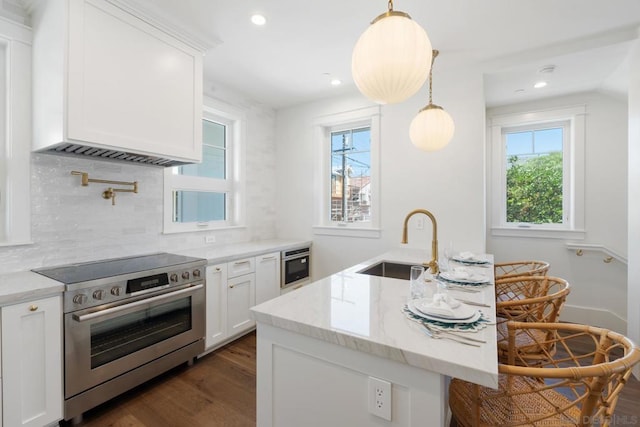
[129,0,640,109]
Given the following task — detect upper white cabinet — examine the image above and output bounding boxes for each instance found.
[255,252,281,305]
[2,296,63,427]
[31,0,203,164]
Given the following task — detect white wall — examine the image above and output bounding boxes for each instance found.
[487,91,629,332]
[276,65,487,280]
[0,92,278,274]
[628,38,640,377]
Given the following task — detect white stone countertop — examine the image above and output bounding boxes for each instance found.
[0,271,65,306]
[251,247,499,389]
[173,239,312,265]
[0,239,310,306]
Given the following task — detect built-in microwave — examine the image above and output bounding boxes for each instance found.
[281,247,311,290]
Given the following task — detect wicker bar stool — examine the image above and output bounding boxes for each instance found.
[449,321,640,427]
[495,276,571,363]
[494,260,550,280]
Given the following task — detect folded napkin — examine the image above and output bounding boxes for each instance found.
[448,267,487,282]
[415,293,464,318]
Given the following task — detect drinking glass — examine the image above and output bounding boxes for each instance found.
[409,265,426,301]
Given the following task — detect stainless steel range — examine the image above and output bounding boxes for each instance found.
[33,252,206,423]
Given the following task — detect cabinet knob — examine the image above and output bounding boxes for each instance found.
[215,267,221,272]
[29,304,38,312]
[229,284,234,289]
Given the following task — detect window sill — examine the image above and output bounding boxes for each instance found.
[491,227,585,240]
[313,225,381,239]
[162,225,246,235]
[0,240,34,248]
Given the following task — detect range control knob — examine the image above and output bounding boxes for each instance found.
[182,271,190,280]
[193,269,201,278]
[93,290,106,300]
[110,286,122,296]
[170,273,179,282]
[73,294,88,305]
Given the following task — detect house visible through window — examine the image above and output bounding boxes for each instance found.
[330,127,371,223]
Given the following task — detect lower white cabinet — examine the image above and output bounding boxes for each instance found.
[1,295,63,427]
[205,264,228,349]
[227,273,256,335]
[255,252,281,305]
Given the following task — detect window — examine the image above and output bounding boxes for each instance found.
[489,106,585,238]
[164,104,244,233]
[0,22,31,246]
[313,106,380,238]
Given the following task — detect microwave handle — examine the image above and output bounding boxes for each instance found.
[73,284,203,322]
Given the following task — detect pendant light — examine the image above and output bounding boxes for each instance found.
[409,50,455,151]
[351,0,432,104]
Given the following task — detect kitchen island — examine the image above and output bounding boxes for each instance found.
[251,248,498,427]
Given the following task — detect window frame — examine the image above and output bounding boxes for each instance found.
[163,102,246,234]
[0,21,32,247]
[489,105,586,239]
[312,106,381,239]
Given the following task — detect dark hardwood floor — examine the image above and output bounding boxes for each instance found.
[72,331,639,426]
[75,333,257,427]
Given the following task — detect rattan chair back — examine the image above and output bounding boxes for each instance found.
[449,321,640,427]
[494,260,550,280]
[495,276,571,362]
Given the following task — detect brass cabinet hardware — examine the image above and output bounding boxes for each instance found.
[604,256,613,264]
[29,305,38,311]
[71,171,138,205]
[576,249,583,256]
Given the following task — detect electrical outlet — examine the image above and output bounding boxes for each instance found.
[415,217,424,230]
[205,235,216,244]
[368,376,391,421]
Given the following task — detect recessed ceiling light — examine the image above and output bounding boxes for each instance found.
[331,79,342,86]
[251,14,266,26]
[514,88,525,93]
[534,81,547,89]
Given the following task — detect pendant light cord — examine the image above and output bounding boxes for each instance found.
[388,0,393,11]
[429,50,439,105]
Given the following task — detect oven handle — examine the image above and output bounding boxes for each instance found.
[72,284,204,323]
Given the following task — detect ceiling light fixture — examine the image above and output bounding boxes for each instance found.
[331,78,342,86]
[251,14,266,26]
[351,0,432,104]
[534,81,547,89]
[409,50,455,151]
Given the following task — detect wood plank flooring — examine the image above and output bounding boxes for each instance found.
[70,330,639,426]
[73,333,257,427]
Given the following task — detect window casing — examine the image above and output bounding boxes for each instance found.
[489,106,586,239]
[164,104,244,233]
[313,106,381,238]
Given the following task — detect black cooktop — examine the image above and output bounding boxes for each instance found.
[32,252,205,284]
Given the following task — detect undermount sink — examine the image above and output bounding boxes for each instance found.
[357,261,418,280]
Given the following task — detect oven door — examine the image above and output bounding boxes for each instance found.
[64,283,205,398]
[281,252,310,289]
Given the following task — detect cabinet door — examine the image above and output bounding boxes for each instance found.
[2,296,63,427]
[227,273,256,336]
[205,264,228,350]
[255,252,281,305]
[66,0,202,161]
[227,257,255,278]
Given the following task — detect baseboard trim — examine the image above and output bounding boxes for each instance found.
[560,304,627,334]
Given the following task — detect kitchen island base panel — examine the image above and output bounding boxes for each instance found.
[257,323,446,427]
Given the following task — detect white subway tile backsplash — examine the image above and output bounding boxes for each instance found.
[0,99,277,274]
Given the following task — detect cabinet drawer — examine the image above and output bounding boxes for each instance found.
[227,258,255,278]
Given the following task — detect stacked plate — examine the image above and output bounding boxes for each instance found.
[407,298,481,324]
[451,252,490,266]
[439,268,490,286]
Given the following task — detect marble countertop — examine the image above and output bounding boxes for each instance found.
[0,239,310,306]
[0,271,65,305]
[174,239,312,265]
[251,247,499,388]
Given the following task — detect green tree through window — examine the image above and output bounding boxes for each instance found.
[506,152,563,223]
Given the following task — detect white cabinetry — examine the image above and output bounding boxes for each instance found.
[1,296,63,427]
[205,263,228,350]
[31,0,203,163]
[255,252,281,305]
[226,258,256,336]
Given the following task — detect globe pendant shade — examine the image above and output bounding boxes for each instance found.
[409,106,455,151]
[352,14,432,104]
